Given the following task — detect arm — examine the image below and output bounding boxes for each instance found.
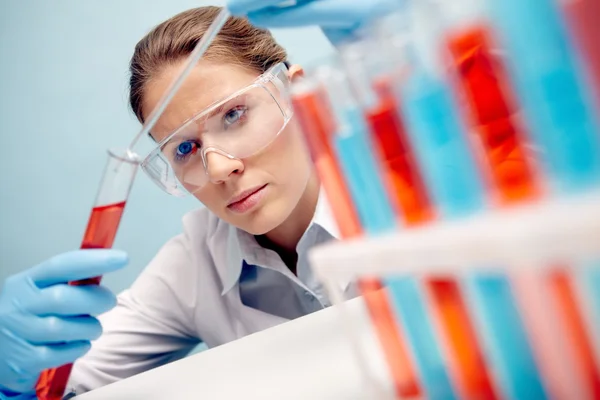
[68,236,201,395]
[227,0,402,46]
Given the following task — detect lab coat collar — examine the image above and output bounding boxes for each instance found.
[220,187,349,296]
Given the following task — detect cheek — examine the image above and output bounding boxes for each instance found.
[192,185,223,212]
[248,120,312,177]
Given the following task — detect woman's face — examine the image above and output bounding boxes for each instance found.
[142,60,313,235]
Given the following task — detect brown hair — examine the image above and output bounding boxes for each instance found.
[129,6,288,123]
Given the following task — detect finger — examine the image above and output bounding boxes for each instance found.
[247,0,397,30]
[29,341,92,372]
[228,0,309,16]
[0,375,39,397]
[28,249,128,288]
[0,328,41,394]
[4,313,102,344]
[23,284,117,317]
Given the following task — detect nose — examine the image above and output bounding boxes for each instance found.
[204,149,244,184]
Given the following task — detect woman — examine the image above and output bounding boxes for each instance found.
[0,1,398,398]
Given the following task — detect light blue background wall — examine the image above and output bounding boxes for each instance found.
[0,1,334,294]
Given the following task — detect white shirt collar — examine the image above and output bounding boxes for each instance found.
[220,187,344,296]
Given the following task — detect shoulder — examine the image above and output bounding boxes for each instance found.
[129,207,231,308]
[147,207,230,273]
[139,207,235,291]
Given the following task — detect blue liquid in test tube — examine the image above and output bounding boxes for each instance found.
[486,0,600,349]
[321,66,456,399]
[487,0,600,193]
[392,11,547,395]
[338,108,457,399]
[333,107,396,233]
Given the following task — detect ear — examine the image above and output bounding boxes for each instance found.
[287,64,304,82]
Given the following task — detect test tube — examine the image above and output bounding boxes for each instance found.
[441,2,541,206]
[353,16,517,399]
[339,36,460,400]
[561,0,600,112]
[35,149,139,400]
[377,5,541,399]
[290,79,362,239]
[393,0,554,398]
[485,0,600,397]
[292,70,420,399]
[340,41,432,226]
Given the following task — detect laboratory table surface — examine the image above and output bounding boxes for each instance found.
[78,297,396,399]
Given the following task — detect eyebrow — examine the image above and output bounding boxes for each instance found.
[203,102,227,122]
[148,101,227,144]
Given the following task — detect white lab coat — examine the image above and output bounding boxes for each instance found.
[67,191,353,396]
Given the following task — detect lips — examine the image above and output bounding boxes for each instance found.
[227,184,268,214]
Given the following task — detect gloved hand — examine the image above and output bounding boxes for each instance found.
[227,0,403,46]
[0,250,128,398]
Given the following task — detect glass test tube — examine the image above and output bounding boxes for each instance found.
[405,1,551,398]
[561,0,600,112]
[35,149,139,400]
[443,15,541,206]
[378,5,537,399]
[340,41,432,226]
[292,72,421,399]
[290,80,362,239]
[367,11,508,399]
[560,0,600,347]
[339,39,459,400]
[486,0,600,397]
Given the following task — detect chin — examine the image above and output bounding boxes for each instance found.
[237,212,283,235]
[233,201,291,235]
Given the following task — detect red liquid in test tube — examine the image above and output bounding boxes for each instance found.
[448,24,600,398]
[36,151,138,400]
[447,25,540,205]
[365,81,432,225]
[292,82,421,399]
[368,77,496,399]
[562,0,600,111]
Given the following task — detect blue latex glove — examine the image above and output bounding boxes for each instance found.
[227,0,403,46]
[0,250,128,398]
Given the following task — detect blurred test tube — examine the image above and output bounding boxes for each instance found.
[374,3,548,399]
[339,23,462,400]
[482,0,600,397]
[560,0,600,113]
[292,70,420,398]
[293,64,421,399]
[290,79,362,239]
[441,0,542,206]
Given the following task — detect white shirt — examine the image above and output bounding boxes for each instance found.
[68,191,354,396]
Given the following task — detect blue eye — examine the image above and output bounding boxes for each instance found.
[174,140,199,162]
[223,106,247,127]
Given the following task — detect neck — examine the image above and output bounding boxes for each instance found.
[255,171,320,272]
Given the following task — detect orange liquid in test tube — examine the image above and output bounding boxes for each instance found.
[367,79,497,399]
[292,87,420,398]
[448,25,540,205]
[549,270,600,398]
[291,87,361,238]
[448,25,600,398]
[427,279,498,399]
[359,279,422,398]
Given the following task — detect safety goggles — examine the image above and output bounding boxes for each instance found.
[140,62,293,197]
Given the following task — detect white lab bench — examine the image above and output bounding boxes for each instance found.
[78,297,396,400]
